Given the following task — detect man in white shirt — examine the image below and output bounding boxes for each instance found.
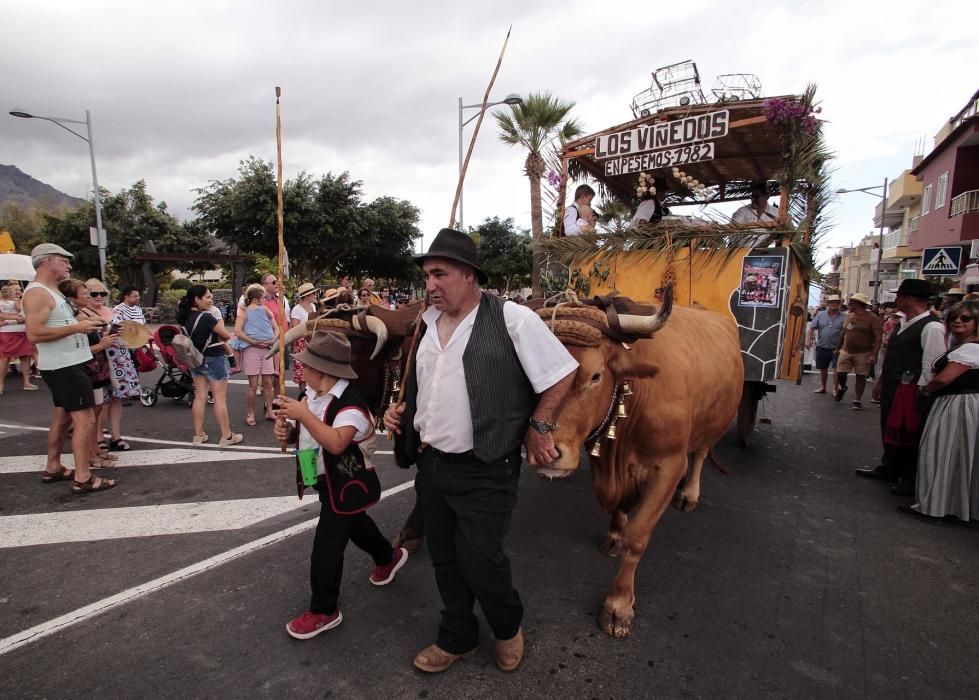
[732,183,780,247]
[563,184,596,236]
[732,183,780,225]
[856,278,944,495]
[385,228,577,674]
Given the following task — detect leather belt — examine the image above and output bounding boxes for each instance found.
[424,446,477,464]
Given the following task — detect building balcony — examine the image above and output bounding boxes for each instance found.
[950,190,979,217]
[882,227,912,262]
[887,170,923,210]
[874,199,904,228]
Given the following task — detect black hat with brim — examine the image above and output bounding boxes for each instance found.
[414,228,488,285]
[894,278,932,299]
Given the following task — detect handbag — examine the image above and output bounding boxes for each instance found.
[133,345,158,372]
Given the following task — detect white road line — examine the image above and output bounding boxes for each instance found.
[0,448,288,475]
[0,496,304,547]
[0,424,395,455]
[0,478,414,656]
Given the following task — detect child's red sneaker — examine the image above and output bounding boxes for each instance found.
[369,547,408,586]
[285,610,342,639]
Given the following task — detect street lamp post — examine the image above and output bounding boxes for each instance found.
[457,93,522,230]
[9,109,107,283]
[836,177,889,304]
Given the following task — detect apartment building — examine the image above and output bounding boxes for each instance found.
[909,89,979,256]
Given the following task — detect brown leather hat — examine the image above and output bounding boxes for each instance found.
[293,331,358,379]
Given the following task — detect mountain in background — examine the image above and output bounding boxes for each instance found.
[0,164,87,211]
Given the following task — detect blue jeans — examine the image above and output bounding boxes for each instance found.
[190,354,230,382]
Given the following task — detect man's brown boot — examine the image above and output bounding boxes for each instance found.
[494,628,524,672]
[413,645,477,673]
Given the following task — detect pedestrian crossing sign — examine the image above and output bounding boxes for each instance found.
[921,246,962,276]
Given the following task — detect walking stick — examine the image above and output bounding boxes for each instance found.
[395,26,513,410]
[274,86,288,452]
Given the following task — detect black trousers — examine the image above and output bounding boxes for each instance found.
[309,503,393,614]
[879,378,926,483]
[418,447,523,654]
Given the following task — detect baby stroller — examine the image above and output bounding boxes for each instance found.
[139,325,212,407]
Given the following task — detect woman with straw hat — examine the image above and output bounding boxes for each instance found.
[290,282,319,395]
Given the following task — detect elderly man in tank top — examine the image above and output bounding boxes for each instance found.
[22,244,116,493]
[385,228,577,675]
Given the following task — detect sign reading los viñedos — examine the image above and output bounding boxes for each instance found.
[594,110,729,176]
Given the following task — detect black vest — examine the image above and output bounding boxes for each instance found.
[881,314,932,384]
[397,293,536,466]
[933,343,979,396]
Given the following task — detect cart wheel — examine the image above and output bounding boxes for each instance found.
[139,388,157,407]
[736,390,758,447]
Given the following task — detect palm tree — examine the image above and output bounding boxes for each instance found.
[496,92,582,298]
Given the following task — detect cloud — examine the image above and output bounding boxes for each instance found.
[3,0,978,267]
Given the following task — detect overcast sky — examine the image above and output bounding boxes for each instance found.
[3,0,977,270]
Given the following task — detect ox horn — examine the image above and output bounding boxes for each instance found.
[351,314,388,360]
[266,318,331,358]
[617,283,674,336]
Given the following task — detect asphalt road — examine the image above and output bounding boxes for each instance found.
[0,371,977,699]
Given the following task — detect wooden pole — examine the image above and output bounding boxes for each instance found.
[396,27,513,407]
[274,86,287,449]
[447,26,511,229]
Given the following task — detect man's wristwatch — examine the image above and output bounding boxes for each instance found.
[529,418,558,434]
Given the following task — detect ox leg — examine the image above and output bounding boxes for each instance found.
[601,510,628,557]
[599,455,685,638]
[672,448,708,513]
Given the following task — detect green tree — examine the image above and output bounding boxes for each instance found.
[471,217,531,293]
[193,159,421,285]
[39,181,209,288]
[0,202,48,254]
[495,92,583,298]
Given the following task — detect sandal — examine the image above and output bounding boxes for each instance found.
[108,439,132,451]
[97,440,109,451]
[96,451,119,461]
[89,457,118,469]
[246,416,257,427]
[72,475,117,494]
[41,467,75,484]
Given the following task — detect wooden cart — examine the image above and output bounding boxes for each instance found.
[551,93,827,445]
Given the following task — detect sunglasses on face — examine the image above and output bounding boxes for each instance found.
[90,291,109,297]
[950,315,975,322]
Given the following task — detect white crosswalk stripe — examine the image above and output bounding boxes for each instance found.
[0,448,289,475]
[0,496,308,548]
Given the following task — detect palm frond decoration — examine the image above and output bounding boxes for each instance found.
[542,221,797,271]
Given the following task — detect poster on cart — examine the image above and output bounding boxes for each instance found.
[738,255,783,308]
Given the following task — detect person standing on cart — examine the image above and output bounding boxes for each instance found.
[563,184,596,235]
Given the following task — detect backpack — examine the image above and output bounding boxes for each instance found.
[172,313,207,369]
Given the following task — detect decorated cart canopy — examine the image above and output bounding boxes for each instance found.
[543,86,830,446]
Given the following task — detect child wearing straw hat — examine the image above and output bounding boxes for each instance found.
[273,331,407,640]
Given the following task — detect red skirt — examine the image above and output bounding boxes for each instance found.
[0,331,33,359]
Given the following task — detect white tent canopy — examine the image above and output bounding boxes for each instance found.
[0,254,36,282]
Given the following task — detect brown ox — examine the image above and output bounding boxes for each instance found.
[273,302,423,423]
[537,290,743,637]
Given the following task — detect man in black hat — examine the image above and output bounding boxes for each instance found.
[384,228,577,674]
[856,278,945,495]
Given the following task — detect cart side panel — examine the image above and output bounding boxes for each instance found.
[583,247,788,382]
